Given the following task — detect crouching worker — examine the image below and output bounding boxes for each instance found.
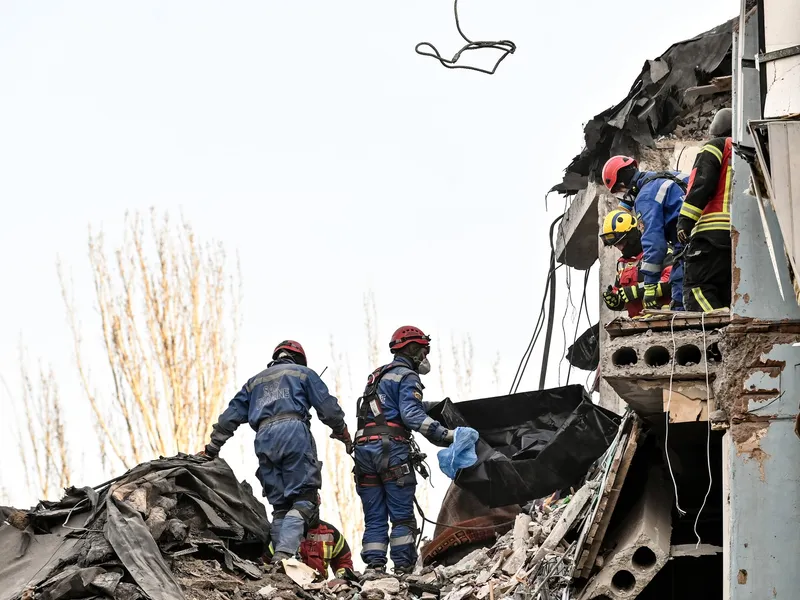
[601,156,688,310]
[600,209,673,317]
[200,340,353,567]
[354,326,455,575]
[266,516,354,580]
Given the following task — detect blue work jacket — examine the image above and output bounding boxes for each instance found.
[357,356,450,445]
[619,170,688,284]
[210,358,346,449]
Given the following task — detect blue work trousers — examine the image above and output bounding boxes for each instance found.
[354,440,417,569]
[255,418,321,556]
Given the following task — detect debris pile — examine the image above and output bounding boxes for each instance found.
[0,454,270,600]
[1,413,650,600]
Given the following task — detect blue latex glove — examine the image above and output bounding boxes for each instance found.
[437,426,479,480]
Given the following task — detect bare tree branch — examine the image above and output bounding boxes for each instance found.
[59,209,241,471]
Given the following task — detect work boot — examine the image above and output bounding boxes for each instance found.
[394,564,414,576]
[360,565,387,582]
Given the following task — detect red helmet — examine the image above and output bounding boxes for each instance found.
[601,156,637,191]
[273,340,306,362]
[389,326,431,352]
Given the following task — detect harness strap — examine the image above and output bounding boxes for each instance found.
[355,422,411,441]
[633,171,688,195]
[355,461,413,486]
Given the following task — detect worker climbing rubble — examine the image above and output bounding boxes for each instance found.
[266,510,355,581]
[200,340,353,568]
[602,155,689,311]
[353,326,458,576]
[600,209,673,317]
[677,107,733,313]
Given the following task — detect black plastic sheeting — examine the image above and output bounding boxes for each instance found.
[567,323,600,371]
[550,18,734,195]
[0,454,269,600]
[429,385,620,508]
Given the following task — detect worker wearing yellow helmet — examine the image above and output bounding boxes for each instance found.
[600,209,673,317]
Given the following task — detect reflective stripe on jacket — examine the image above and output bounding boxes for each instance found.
[680,137,732,236]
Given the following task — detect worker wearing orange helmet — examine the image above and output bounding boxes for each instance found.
[601,156,688,310]
[201,340,352,568]
[353,326,454,575]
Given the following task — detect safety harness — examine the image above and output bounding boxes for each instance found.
[629,171,688,199]
[354,363,427,487]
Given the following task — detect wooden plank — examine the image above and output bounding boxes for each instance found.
[577,418,641,578]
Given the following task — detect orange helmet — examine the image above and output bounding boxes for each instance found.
[601,156,637,191]
[273,340,306,364]
[389,326,431,353]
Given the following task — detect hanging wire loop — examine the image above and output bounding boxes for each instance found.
[416,0,517,75]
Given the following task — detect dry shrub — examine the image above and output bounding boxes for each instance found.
[14,344,71,500]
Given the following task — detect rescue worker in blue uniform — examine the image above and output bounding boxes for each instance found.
[601,156,689,311]
[201,340,353,566]
[354,326,454,575]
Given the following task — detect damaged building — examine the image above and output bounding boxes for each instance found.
[2,1,799,599]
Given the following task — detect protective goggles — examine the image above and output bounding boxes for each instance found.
[600,231,629,246]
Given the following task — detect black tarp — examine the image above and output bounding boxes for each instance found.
[567,323,600,371]
[550,18,735,195]
[429,385,620,508]
[0,454,269,600]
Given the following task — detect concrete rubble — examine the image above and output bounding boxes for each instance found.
[0,414,653,600]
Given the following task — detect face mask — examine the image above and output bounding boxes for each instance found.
[418,357,431,375]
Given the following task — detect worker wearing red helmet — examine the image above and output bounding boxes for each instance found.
[602,156,689,310]
[353,326,454,575]
[201,340,352,568]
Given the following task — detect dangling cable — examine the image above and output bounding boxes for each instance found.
[665,314,687,516]
[509,215,563,394]
[416,0,516,75]
[694,313,713,547]
[566,267,591,385]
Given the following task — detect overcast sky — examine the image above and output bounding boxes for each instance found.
[0,0,737,513]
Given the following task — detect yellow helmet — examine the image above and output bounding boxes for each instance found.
[600,209,637,246]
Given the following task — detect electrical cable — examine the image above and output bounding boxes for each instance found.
[538,248,559,390]
[508,214,563,394]
[566,267,591,384]
[415,0,516,75]
[694,313,714,548]
[664,314,687,517]
[538,212,566,389]
[413,496,516,532]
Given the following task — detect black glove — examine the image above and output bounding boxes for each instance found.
[643,283,659,309]
[603,288,624,310]
[619,286,640,304]
[331,426,354,454]
[200,441,220,459]
[676,216,695,244]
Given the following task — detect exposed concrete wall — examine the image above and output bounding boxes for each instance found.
[579,466,672,600]
[556,186,600,270]
[601,328,722,418]
[718,337,800,599]
[597,189,626,415]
